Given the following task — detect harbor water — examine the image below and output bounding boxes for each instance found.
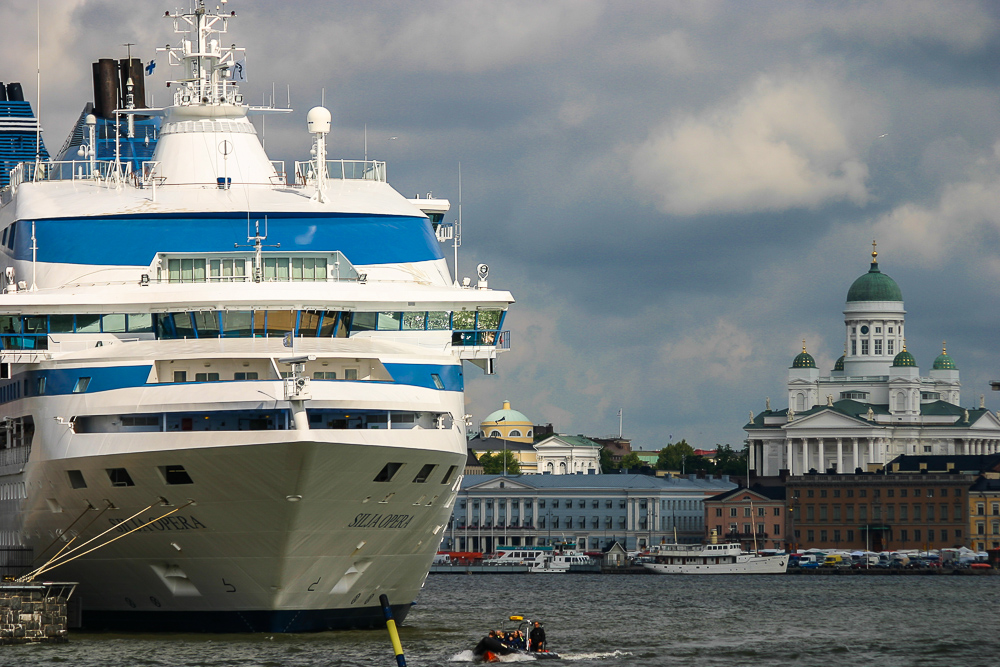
[5,574,1000,666]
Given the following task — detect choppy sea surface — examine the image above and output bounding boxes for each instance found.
[6,574,1000,666]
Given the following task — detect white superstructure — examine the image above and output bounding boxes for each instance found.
[0,3,513,632]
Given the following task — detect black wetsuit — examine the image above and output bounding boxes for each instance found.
[473,636,512,657]
[529,626,546,651]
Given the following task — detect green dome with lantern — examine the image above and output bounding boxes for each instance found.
[892,344,917,368]
[847,242,903,303]
[792,342,817,369]
[932,342,957,370]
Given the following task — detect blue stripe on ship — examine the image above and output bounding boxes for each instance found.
[82,601,412,633]
[15,212,442,266]
[17,363,461,398]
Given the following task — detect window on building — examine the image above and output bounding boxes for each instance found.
[847,489,854,498]
[900,488,907,498]
[900,505,908,520]
[914,529,921,542]
[874,340,882,355]
[807,530,815,542]
[861,340,869,355]
[744,507,751,517]
[833,529,841,543]
[807,490,814,498]
[900,529,908,542]
[730,507,737,517]
[715,508,723,517]
[846,505,854,521]
[833,505,841,521]
[806,506,815,521]
[773,524,780,535]
[913,505,921,520]
[757,507,765,517]
[819,505,827,520]
[847,529,854,542]
[773,507,781,516]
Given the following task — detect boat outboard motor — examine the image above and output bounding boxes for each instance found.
[5,82,24,102]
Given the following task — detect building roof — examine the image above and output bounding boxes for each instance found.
[536,434,602,448]
[461,473,736,492]
[482,400,532,425]
[969,477,1000,492]
[846,256,902,302]
[705,484,786,503]
[745,399,990,429]
[833,355,845,372]
[886,454,1000,475]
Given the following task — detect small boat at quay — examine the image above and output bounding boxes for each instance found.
[484,546,593,573]
[640,541,789,574]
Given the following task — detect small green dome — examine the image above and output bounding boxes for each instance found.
[892,348,916,367]
[932,343,957,370]
[846,245,902,303]
[833,355,844,372]
[792,342,816,369]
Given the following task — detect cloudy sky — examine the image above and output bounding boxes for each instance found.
[5,1,1000,450]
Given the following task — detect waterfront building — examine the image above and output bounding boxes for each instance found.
[534,434,602,474]
[786,471,973,551]
[746,244,1000,476]
[969,477,1000,551]
[703,485,787,551]
[443,473,736,552]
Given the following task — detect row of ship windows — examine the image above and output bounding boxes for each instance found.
[164,256,340,283]
[0,309,503,347]
[374,462,459,485]
[66,462,458,489]
[68,410,437,432]
[67,465,193,489]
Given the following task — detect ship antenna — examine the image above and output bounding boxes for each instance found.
[453,163,462,286]
[34,0,41,165]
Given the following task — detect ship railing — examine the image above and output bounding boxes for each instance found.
[270,161,286,185]
[293,160,387,185]
[8,160,133,192]
[450,330,510,349]
[0,349,50,364]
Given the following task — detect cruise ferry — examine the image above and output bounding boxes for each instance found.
[0,3,512,632]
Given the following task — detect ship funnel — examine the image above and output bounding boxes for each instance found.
[709,528,718,545]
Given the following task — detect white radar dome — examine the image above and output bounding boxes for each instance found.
[307,106,332,134]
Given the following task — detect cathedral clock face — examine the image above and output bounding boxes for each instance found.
[860,325,869,334]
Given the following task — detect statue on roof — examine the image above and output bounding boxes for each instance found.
[749,411,754,423]
[765,397,771,411]
[826,395,833,406]
[866,407,874,421]
[964,409,969,423]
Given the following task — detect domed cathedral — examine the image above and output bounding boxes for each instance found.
[745,242,1000,476]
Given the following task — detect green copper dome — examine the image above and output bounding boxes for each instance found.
[846,245,902,302]
[932,343,957,370]
[792,343,816,369]
[892,348,916,367]
[833,355,845,372]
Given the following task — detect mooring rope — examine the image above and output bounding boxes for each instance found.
[25,500,196,581]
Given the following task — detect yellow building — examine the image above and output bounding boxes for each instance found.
[479,400,534,443]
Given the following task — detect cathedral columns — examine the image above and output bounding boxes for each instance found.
[836,438,843,473]
[786,439,793,475]
[802,438,809,473]
[818,439,826,472]
[852,437,859,472]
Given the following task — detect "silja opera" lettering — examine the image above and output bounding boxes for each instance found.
[348,513,414,529]
[109,515,207,533]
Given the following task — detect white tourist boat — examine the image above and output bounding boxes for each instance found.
[641,542,789,574]
[486,546,594,573]
[0,2,512,632]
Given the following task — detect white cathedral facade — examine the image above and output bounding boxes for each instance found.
[746,245,1000,476]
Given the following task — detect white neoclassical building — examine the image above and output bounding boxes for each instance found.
[746,244,1000,476]
[534,434,602,475]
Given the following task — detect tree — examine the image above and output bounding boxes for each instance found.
[619,452,642,470]
[479,449,520,475]
[714,444,747,475]
[599,447,619,473]
[656,439,694,470]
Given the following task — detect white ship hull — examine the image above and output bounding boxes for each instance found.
[642,554,788,574]
[20,437,463,631]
